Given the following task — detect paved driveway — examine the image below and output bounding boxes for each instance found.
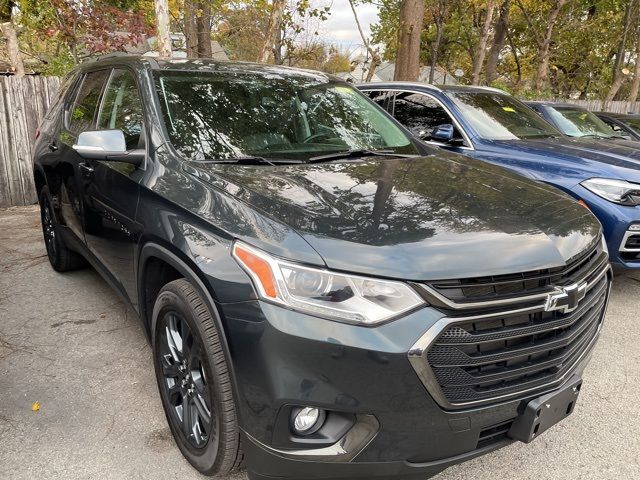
[1,206,639,480]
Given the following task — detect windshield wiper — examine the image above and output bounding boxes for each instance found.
[579,134,614,140]
[307,149,416,163]
[200,156,302,166]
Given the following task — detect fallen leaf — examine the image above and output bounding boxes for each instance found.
[31,401,40,412]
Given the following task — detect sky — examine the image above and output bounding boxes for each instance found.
[317,1,380,56]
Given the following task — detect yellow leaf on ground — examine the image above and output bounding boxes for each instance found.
[31,401,40,412]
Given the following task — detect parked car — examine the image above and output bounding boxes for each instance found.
[358,83,640,271]
[596,112,640,141]
[525,101,625,140]
[34,56,611,480]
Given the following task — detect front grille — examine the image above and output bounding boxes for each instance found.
[423,243,606,307]
[409,243,611,409]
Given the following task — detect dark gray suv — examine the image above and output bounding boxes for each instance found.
[33,55,611,480]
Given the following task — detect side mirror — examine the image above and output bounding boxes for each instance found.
[73,130,144,165]
[430,124,455,143]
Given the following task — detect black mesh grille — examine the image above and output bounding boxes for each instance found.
[426,275,608,405]
[425,243,606,306]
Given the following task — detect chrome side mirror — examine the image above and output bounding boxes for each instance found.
[73,130,143,165]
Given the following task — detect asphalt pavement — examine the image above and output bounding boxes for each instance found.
[1,206,639,480]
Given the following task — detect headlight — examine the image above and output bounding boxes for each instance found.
[581,178,640,205]
[232,241,425,325]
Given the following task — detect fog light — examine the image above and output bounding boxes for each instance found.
[292,407,325,435]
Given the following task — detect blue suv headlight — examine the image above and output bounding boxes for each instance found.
[581,178,640,205]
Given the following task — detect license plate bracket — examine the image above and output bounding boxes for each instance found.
[508,376,583,443]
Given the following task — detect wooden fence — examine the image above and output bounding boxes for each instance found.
[532,98,640,114]
[0,76,60,208]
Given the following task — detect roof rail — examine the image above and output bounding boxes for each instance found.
[356,81,443,93]
[80,52,139,64]
[473,85,507,94]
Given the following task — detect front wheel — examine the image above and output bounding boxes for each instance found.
[152,279,243,475]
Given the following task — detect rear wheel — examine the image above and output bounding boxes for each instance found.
[39,189,86,272]
[152,279,243,475]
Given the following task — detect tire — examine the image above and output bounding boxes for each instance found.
[152,279,243,476]
[39,189,87,272]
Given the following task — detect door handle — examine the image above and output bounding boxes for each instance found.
[48,141,58,152]
[79,163,94,178]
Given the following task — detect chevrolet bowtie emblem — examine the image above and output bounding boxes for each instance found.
[544,283,588,313]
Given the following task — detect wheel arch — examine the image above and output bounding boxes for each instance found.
[138,241,224,339]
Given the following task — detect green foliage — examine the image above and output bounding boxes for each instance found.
[370,0,640,99]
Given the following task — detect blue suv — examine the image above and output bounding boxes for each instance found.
[358,83,640,270]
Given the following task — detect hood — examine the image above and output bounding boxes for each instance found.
[184,154,601,280]
[486,137,640,184]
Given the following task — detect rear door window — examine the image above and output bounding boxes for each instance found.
[67,69,111,134]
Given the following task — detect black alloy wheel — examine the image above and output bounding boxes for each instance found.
[158,311,213,448]
[152,279,243,475]
[41,194,57,260]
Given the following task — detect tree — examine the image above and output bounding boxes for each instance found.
[486,0,510,85]
[604,0,634,104]
[471,0,496,85]
[19,0,151,73]
[349,0,381,82]
[394,0,424,81]
[196,0,212,57]
[629,14,640,102]
[517,0,569,92]
[0,1,24,75]
[258,0,286,62]
[154,0,172,56]
[426,0,455,83]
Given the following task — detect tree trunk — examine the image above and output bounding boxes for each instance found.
[507,29,521,87]
[348,0,382,82]
[429,20,443,83]
[0,20,24,76]
[533,0,567,92]
[184,0,198,57]
[471,0,497,85]
[613,0,634,76]
[604,70,630,108]
[196,0,212,58]
[154,0,172,57]
[629,32,640,102]
[486,0,510,85]
[257,0,286,63]
[394,0,425,81]
[606,0,634,100]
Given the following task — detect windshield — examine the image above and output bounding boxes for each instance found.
[619,116,640,133]
[446,92,560,140]
[155,71,417,161]
[548,107,618,138]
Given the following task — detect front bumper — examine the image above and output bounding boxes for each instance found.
[242,430,512,480]
[218,286,605,480]
[575,186,640,269]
